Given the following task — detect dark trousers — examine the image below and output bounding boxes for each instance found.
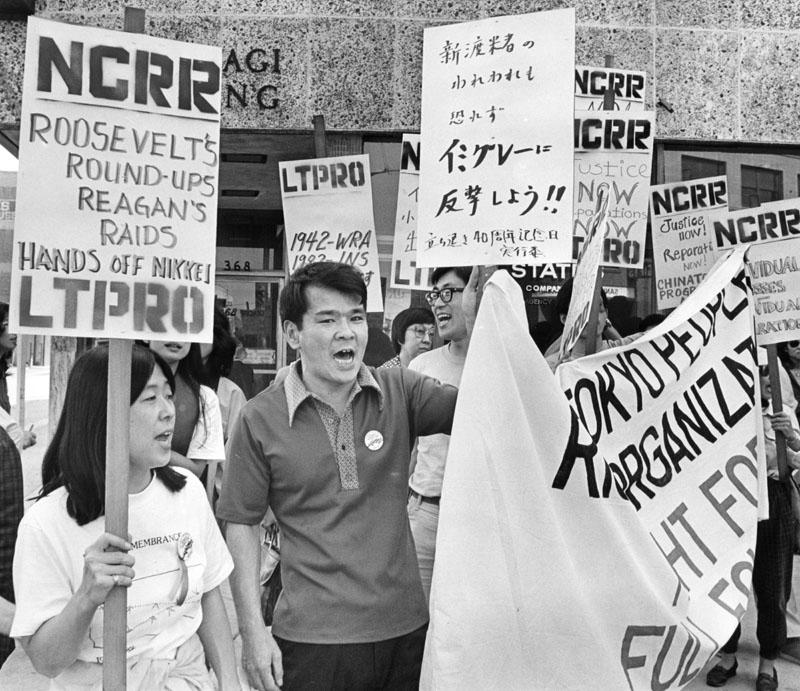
[722,478,794,660]
[275,624,428,691]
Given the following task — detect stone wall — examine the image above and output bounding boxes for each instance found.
[0,0,796,140]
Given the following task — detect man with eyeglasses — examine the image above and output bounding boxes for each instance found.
[408,266,473,603]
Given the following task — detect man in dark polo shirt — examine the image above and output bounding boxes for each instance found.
[217,261,476,691]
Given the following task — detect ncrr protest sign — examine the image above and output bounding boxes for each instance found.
[573,111,654,269]
[389,134,433,290]
[747,237,800,345]
[422,250,764,689]
[279,153,383,312]
[650,176,727,309]
[10,17,221,341]
[575,65,646,111]
[418,9,575,267]
[710,197,800,251]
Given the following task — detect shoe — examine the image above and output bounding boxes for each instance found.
[780,636,800,665]
[706,658,737,687]
[755,668,777,691]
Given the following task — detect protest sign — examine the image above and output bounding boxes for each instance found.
[710,197,800,251]
[747,237,800,344]
[650,176,727,309]
[510,262,572,309]
[418,9,575,266]
[559,193,608,359]
[573,111,654,269]
[575,65,646,111]
[10,17,221,341]
[382,287,412,335]
[422,250,763,689]
[390,134,433,290]
[279,153,383,312]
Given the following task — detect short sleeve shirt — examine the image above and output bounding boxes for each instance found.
[217,362,458,644]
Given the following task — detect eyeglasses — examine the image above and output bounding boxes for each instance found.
[408,325,435,339]
[425,287,464,305]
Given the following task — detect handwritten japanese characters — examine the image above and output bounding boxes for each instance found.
[574,65,646,112]
[10,18,221,341]
[573,112,654,269]
[650,176,727,309]
[747,238,800,344]
[279,154,383,312]
[390,134,433,290]
[418,9,575,266]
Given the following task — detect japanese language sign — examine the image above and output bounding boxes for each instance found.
[574,65,646,111]
[747,238,800,345]
[279,153,383,312]
[649,176,727,309]
[418,9,575,266]
[10,17,221,341]
[390,134,433,290]
[573,111,655,269]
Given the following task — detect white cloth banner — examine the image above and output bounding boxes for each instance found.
[423,251,764,690]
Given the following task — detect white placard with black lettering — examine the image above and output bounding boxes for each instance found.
[574,65,646,111]
[279,154,383,312]
[649,176,727,309]
[747,237,800,345]
[418,9,575,267]
[390,134,433,290]
[573,111,654,270]
[10,17,221,341]
[709,197,800,251]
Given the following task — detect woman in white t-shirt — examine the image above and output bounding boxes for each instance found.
[11,344,238,690]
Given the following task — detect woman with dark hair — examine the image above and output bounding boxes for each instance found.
[195,308,246,443]
[777,340,800,420]
[379,307,435,369]
[146,340,225,480]
[10,345,237,689]
[0,302,36,451]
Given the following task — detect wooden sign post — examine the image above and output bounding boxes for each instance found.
[582,55,616,357]
[101,12,143,690]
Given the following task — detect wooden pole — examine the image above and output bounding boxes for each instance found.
[15,334,28,429]
[313,114,327,158]
[102,10,143,690]
[582,55,616,357]
[766,344,790,480]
